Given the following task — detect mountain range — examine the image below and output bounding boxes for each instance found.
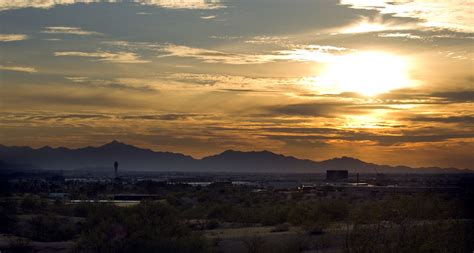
[0,141,470,174]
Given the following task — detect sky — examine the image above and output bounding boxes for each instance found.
[0,0,473,169]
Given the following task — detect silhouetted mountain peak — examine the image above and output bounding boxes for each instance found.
[319,156,377,172]
[220,149,237,155]
[327,156,364,163]
[0,141,469,173]
[220,149,272,154]
[212,149,282,159]
[102,140,124,146]
[99,140,137,150]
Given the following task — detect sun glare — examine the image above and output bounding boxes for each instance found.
[318,51,411,96]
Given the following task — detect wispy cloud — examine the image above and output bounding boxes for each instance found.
[0,65,37,73]
[209,35,242,40]
[43,38,63,41]
[159,72,315,90]
[54,51,149,63]
[42,26,102,36]
[266,102,395,118]
[407,115,474,124]
[0,34,28,42]
[378,32,473,42]
[100,40,344,65]
[65,76,156,91]
[277,45,347,62]
[65,76,91,83]
[64,73,314,93]
[25,113,112,121]
[0,0,224,11]
[158,44,346,64]
[337,16,416,34]
[136,0,224,9]
[244,36,290,46]
[378,33,423,40]
[119,113,202,121]
[157,44,272,64]
[200,15,216,20]
[340,0,474,33]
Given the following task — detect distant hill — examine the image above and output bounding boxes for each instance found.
[0,141,469,173]
[200,150,318,172]
[0,141,194,171]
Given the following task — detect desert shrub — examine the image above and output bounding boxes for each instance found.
[48,200,75,216]
[73,202,212,253]
[205,219,220,229]
[8,238,33,253]
[0,214,17,233]
[260,204,290,225]
[0,200,18,233]
[271,223,290,232]
[349,194,461,224]
[243,236,266,253]
[273,235,309,253]
[288,201,331,228]
[27,214,78,242]
[319,199,349,221]
[73,203,91,217]
[207,203,234,220]
[345,220,474,253]
[20,195,46,213]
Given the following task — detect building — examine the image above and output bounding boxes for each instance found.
[326,170,348,181]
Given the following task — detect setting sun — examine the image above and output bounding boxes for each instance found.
[319,51,411,96]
